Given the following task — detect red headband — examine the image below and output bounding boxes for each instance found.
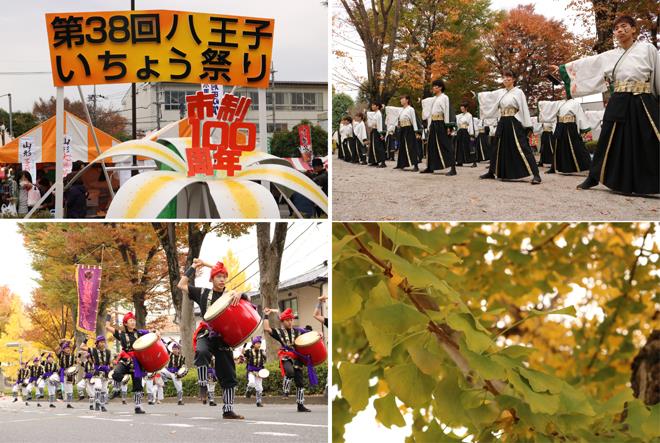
[122,312,135,324]
[209,262,228,281]
[279,308,295,321]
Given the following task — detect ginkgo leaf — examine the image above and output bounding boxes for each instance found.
[384,363,435,409]
[447,312,493,353]
[373,393,406,428]
[338,362,374,413]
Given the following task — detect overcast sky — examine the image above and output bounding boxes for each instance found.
[0,0,329,112]
[0,221,329,305]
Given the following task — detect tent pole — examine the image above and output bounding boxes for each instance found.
[77,86,115,198]
[55,87,64,218]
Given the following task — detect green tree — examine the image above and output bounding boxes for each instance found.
[333,222,659,443]
[269,120,328,158]
[332,93,354,130]
[0,109,39,139]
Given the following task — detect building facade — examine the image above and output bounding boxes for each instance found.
[120,81,328,144]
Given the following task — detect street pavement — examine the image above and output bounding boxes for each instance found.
[0,396,328,442]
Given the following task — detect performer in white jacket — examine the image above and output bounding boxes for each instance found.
[353,112,368,165]
[393,95,421,171]
[552,15,658,194]
[539,93,592,174]
[478,71,542,184]
[367,102,387,167]
[455,103,477,168]
[420,79,456,175]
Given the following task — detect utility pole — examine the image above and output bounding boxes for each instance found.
[153,82,163,130]
[130,0,138,176]
[270,63,277,133]
[87,85,106,126]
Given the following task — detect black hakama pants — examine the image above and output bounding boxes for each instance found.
[368,129,386,164]
[539,131,555,166]
[455,128,474,165]
[476,131,490,162]
[553,122,591,173]
[396,126,419,168]
[488,116,540,179]
[426,120,454,171]
[587,92,659,194]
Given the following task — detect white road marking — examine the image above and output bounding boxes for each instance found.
[161,423,194,428]
[247,420,327,428]
[253,432,299,437]
[189,416,215,420]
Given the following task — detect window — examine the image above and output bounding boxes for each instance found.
[163,90,197,111]
[247,91,260,110]
[291,92,320,110]
[266,92,285,110]
[279,298,298,314]
[267,123,288,133]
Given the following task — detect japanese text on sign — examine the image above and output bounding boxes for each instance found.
[45,10,275,88]
[185,91,257,177]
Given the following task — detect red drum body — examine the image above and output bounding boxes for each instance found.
[204,296,261,347]
[294,331,327,366]
[133,333,169,372]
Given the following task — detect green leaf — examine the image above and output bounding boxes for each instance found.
[419,252,461,267]
[528,305,576,318]
[624,399,652,439]
[460,388,494,409]
[459,339,506,380]
[373,393,406,428]
[432,367,467,427]
[362,319,395,357]
[557,381,596,416]
[338,362,374,413]
[365,281,394,310]
[333,275,363,323]
[379,223,432,252]
[507,369,560,415]
[412,419,464,442]
[384,363,435,409]
[363,302,428,335]
[497,345,534,361]
[517,367,563,394]
[332,232,363,264]
[368,242,443,288]
[447,312,493,353]
[405,331,445,376]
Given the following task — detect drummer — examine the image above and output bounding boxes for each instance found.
[105,311,153,414]
[177,258,246,420]
[42,353,59,408]
[56,340,76,409]
[90,335,112,412]
[76,352,96,410]
[263,307,313,413]
[17,361,31,406]
[160,342,186,406]
[243,336,267,407]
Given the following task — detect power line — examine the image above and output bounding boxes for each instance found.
[229,222,318,291]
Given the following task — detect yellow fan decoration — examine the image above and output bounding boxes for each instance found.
[87,137,327,219]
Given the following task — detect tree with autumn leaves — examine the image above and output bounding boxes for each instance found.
[333,222,659,442]
[334,2,591,114]
[16,223,251,366]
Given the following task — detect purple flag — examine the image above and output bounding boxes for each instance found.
[76,265,102,335]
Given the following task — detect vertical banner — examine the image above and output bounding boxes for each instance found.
[298,124,313,163]
[76,264,102,335]
[19,137,37,183]
[201,84,223,116]
[62,134,73,176]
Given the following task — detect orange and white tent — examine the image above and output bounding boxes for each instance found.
[0,111,120,164]
[144,118,192,141]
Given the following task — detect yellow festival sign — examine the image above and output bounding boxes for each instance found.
[45,10,275,88]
